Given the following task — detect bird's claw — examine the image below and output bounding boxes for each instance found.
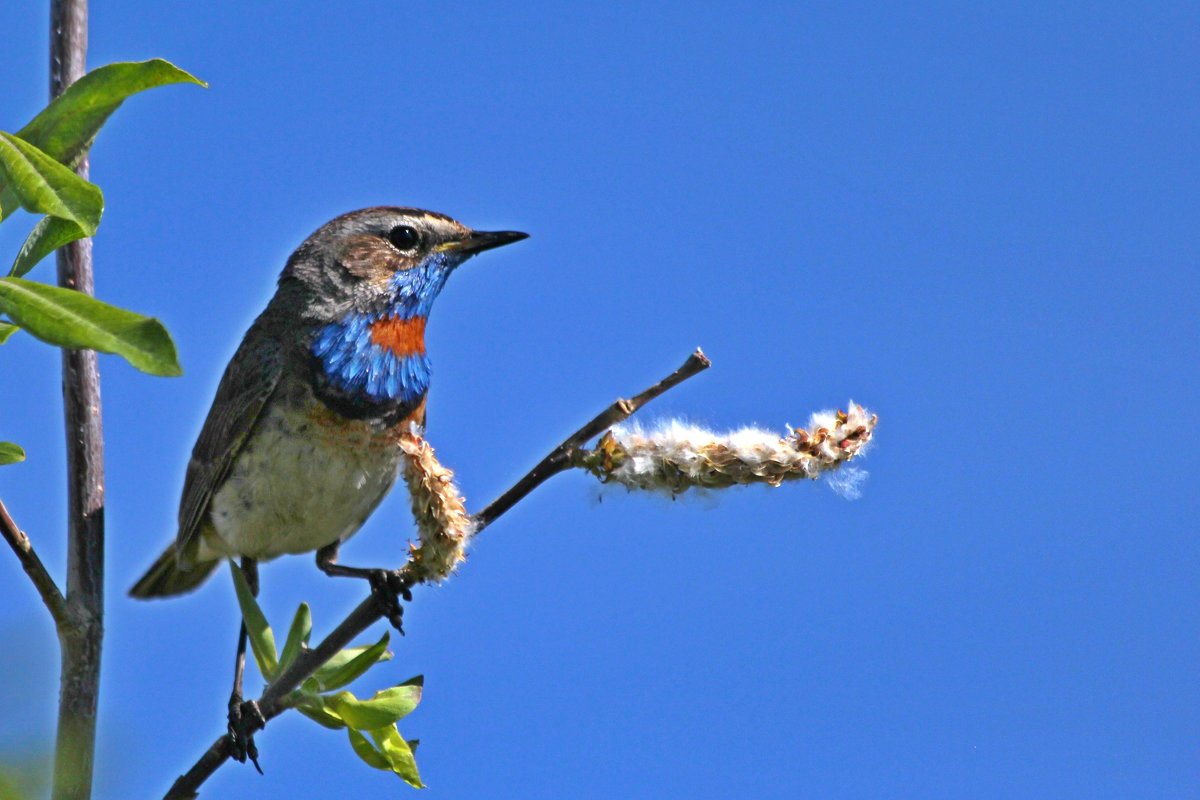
[367,569,412,633]
[227,695,265,774]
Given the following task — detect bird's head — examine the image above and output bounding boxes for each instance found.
[282,206,528,321]
[287,207,527,407]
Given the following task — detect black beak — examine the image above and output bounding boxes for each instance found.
[439,229,529,256]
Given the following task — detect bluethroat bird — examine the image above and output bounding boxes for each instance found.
[130,207,526,765]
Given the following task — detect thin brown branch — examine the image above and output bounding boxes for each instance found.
[0,498,69,628]
[163,348,710,799]
[165,597,381,799]
[471,348,710,532]
[50,2,106,799]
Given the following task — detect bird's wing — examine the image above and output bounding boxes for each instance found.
[175,317,285,559]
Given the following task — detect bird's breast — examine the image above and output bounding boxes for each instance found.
[369,315,426,357]
[310,311,432,410]
[202,388,422,561]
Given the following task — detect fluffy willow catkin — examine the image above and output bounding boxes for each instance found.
[398,403,875,581]
[398,434,474,583]
[577,402,876,494]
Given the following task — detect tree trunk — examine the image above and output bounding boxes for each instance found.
[49,2,106,798]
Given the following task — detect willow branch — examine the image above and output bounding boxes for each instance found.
[50,2,106,799]
[0,498,69,629]
[165,598,380,800]
[472,348,710,532]
[163,348,710,799]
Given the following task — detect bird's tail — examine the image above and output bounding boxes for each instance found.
[129,545,219,599]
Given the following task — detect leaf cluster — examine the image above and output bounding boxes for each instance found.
[230,563,425,788]
[0,59,204,465]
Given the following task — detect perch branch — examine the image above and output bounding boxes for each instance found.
[472,348,710,532]
[165,598,381,799]
[163,349,710,799]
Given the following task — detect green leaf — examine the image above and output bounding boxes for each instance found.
[327,681,423,730]
[370,725,425,788]
[1,59,206,224]
[11,215,84,277]
[0,322,17,343]
[0,133,102,234]
[311,632,391,692]
[291,692,346,730]
[0,442,25,465]
[229,559,277,679]
[347,728,391,771]
[278,603,312,673]
[297,703,346,730]
[19,60,207,166]
[0,277,181,376]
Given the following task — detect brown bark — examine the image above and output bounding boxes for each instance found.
[50,2,106,798]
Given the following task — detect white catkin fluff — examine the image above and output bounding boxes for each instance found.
[824,464,869,500]
[585,402,876,496]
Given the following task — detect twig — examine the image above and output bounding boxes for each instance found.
[163,348,710,799]
[472,348,710,532]
[166,598,380,800]
[0,499,69,629]
[50,2,106,799]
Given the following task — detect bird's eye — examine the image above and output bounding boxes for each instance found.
[387,225,421,251]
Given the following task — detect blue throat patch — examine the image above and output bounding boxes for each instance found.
[311,253,457,405]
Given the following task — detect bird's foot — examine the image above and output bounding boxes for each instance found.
[227,693,265,774]
[367,569,412,633]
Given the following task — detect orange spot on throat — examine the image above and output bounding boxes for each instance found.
[369,316,427,357]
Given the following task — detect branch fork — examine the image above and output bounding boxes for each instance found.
[0,499,70,629]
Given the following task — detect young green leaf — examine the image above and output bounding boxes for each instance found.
[290,692,347,730]
[0,277,182,376]
[0,322,17,344]
[297,703,347,730]
[370,725,425,788]
[278,602,312,673]
[0,133,102,235]
[11,215,84,277]
[229,560,277,679]
[347,728,391,771]
[326,683,422,730]
[0,442,25,465]
[0,59,206,223]
[311,632,391,692]
[18,60,207,168]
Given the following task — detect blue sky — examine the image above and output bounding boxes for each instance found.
[1,2,1197,797]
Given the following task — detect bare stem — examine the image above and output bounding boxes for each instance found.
[162,349,710,799]
[0,499,69,628]
[50,2,106,799]
[471,348,710,532]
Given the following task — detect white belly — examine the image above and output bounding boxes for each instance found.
[201,401,404,561]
